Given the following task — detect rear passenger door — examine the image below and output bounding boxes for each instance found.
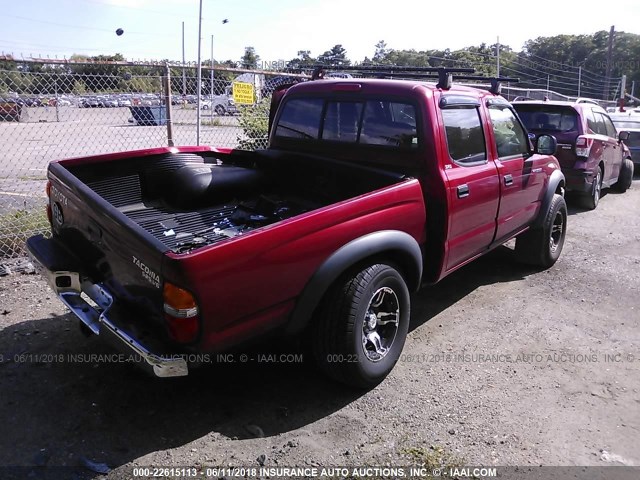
[487,103,543,242]
[591,110,619,184]
[441,99,500,271]
[601,113,623,183]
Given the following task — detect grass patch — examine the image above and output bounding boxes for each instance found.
[400,444,464,474]
[0,209,50,258]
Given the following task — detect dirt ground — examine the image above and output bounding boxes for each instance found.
[0,179,639,479]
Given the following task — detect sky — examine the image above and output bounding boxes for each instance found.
[1,0,639,66]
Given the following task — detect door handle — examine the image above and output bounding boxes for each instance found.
[457,184,470,198]
[504,174,513,186]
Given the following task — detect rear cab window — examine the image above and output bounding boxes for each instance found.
[274,97,419,149]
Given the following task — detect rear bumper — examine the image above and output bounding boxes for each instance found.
[563,169,594,194]
[26,234,188,378]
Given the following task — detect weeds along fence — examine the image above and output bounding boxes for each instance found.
[0,59,291,259]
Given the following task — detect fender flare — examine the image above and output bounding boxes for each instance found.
[285,230,423,335]
[532,169,565,228]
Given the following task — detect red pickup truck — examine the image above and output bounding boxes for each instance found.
[27,68,566,388]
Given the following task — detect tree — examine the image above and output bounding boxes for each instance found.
[287,50,316,70]
[240,47,259,69]
[317,44,350,67]
[372,40,390,64]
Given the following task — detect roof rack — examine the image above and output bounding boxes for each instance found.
[310,65,518,94]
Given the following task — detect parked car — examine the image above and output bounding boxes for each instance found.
[27,69,568,388]
[610,114,640,168]
[79,96,101,108]
[201,95,237,115]
[513,99,634,209]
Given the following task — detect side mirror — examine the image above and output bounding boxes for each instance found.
[618,130,630,141]
[535,134,557,155]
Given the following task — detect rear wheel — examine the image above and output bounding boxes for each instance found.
[582,166,602,210]
[614,158,634,193]
[214,105,226,115]
[516,193,567,268]
[312,264,410,389]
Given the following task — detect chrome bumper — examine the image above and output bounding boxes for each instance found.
[27,236,188,378]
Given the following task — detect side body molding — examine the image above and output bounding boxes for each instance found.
[285,230,423,335]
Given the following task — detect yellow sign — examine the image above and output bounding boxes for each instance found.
[233,82,255,105]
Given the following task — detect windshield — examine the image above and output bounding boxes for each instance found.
[514,105,579,133]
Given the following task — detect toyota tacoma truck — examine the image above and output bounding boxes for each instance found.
[27,68,566,388]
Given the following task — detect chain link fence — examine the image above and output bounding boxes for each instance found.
[0,60,297,259]
[2,61,606,260]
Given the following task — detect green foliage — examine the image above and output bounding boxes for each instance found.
[240,47,260,69]
[0,209,50,258]
[236,98,270,150]
[287,50,316,70]
[317,44,350,66]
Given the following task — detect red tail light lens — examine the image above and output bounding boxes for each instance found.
[575,136,592,157]
[163,282,200,343]
[45,181,52,225]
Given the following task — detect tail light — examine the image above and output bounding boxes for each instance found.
[45,181,52,225]
[163,282,200,343]
[575,136,592,157]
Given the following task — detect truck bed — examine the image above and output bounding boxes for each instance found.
[65,149,407,254]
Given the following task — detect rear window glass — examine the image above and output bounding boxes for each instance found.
[275,98,324,139]
[514,106,579,132]
[274,97,419,148]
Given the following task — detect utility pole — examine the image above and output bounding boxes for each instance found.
[603,25,615,100]
[620,74,626,111]
[546,74,550,93]
[578,66,582,97]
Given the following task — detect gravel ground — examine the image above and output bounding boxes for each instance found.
[0,179,639,479]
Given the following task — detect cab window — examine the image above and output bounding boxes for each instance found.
[488,106,529,158]
[441,107,487,165]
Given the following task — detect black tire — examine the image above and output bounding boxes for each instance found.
[582,165,602,210]
[202,104,209,110]
[214,105,226,116]
[614,158,634,193]
[515,193,567,268]
[312,264,410,389]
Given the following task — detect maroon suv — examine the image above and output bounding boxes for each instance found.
[513,100,634,209]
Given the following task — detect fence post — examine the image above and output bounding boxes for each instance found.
[54,78,60,122]
[163,64,174,147]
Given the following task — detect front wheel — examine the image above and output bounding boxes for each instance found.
[214,105,226,115]
[312,264,410,389]
[515,193,567,268]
